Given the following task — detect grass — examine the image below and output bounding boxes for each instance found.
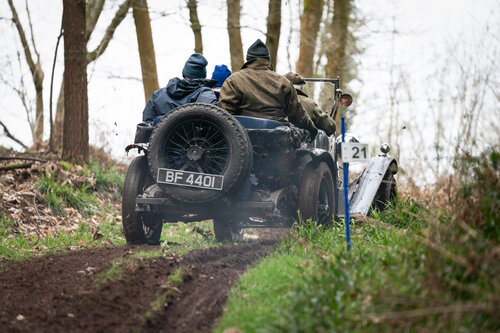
[0,215,125,262]
[139,294,168,325]
[139,266,187,324]
[0,217,222,263]
[216,219,425,332]
[160,221,219,255]
[370,196,427,231]
[36,172,97,217]
[82,158,125,197]
[216,150,500,333]
[167,266,187,285]
[34,159,124,217]
[95,248,165,286]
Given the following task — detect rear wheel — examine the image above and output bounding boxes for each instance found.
[122,156,163,245]
[213,218,244,242]
[297,162,335,225]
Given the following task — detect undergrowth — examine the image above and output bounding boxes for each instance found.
[83,158,124,198]
[36,172,96,217]
[33,159,124,217]
[217,149,500,332]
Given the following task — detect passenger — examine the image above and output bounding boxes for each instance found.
[284,72,336,136]
[142,53,217,125]
[211,64,232,100]
[218,39,317,137]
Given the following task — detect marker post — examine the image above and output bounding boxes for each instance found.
[341,117,351,251]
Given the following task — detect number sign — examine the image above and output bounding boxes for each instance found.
[341,142,369,163]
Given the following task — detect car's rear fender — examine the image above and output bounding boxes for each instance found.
[348,154,398,216]
[296,148,338,178]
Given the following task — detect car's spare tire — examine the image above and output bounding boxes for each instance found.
[148,103,252,203]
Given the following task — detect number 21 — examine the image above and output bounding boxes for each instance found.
[352,146,366,159]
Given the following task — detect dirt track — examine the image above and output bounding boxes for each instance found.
[0,234,282,332]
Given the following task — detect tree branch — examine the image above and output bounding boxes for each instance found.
[25,0,40,64]
[49,20,64,152]
[7,0,43,88]
[0,163,33,171]
[85,0,106,41]
[0,120,29,150]
[0,156,47,162]
[87,0,131,62]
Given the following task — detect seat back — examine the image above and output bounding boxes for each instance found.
[234,115,283,129]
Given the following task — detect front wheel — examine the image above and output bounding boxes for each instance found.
[122,156,163,245]
[297,162,335,225]
[372,171,397,211]
[213,218,244,242]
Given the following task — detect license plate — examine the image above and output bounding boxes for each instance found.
[157,168,224,190]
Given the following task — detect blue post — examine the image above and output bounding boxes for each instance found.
[341,117,351,251]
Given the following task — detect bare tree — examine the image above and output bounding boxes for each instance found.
[265,0,281,69]
[53,0,131,151]
[132,0,159,102]
[227,0,244,71]
[0,50,37,146]
[326,0,350,130]
[187,0,203,54]
[62,0,88,163]
[326,0,350,80]
[313,0,332,76]
[6,0,44,143]
[296,0,324,77]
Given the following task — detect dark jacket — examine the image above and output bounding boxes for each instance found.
[297,90,336,136]
[218,58,315,131]
[142,77,217,123]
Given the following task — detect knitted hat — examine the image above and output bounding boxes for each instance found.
[182,53,208,79]
[246,39,271,61]
[284,72,306,85]
[211,64,232,88]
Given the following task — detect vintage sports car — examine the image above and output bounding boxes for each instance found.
[122,78,397,244]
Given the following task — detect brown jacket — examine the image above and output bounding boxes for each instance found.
[297,90,336,136]
[218,58,315,131]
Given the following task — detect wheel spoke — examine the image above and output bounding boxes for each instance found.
[164,119,230,174]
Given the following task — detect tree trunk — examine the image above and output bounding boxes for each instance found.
[265,0,281,69]
[314,0,332,76]
[7,0,44,144]
[326,0,350,130]
[54,0,130,151]
[296,0,324,77]
[227,0,244,71]
[187,0,203,54]
[132,0,159,102]
[62,0,89,164]
[54,81,65,150]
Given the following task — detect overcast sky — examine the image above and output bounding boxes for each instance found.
[0,0,498,183]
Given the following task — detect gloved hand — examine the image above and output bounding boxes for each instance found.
[308,126,318,142]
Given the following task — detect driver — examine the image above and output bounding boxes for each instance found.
[218,39,317,138]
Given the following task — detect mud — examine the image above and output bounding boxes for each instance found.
[0,235,283,332]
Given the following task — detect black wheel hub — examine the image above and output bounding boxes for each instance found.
[187,145,204,161]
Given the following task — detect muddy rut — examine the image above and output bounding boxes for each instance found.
[0,236,281,332]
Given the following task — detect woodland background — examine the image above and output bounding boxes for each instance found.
[0,0,498,186]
